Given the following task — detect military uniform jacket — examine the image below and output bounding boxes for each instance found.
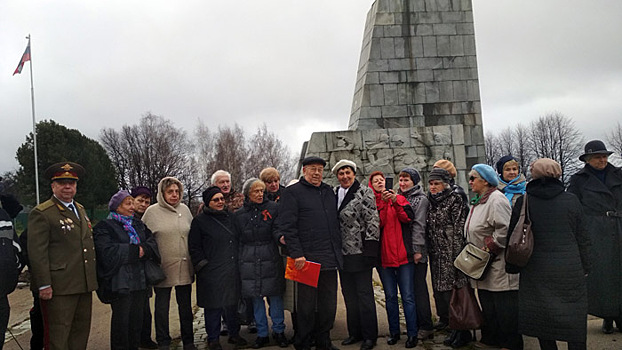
[27,196,98,295]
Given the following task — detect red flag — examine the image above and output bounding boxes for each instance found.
[13,43,31,75]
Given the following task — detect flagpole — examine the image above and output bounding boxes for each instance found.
[27,34,40,205]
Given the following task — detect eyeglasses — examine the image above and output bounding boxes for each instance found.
[469,176,479,181]
[211,197,225,203]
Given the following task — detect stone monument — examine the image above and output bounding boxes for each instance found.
[298,0,485,190]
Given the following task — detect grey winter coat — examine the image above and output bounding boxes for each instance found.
[426,189,469,292]
[399,185,429,263]
[568,163,622,318]
[513,178,590,343]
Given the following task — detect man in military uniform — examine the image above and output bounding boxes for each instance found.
[27,162,98,350]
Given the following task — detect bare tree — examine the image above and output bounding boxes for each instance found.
[528,112,583,184]
[513,123,533,175]
[484,131,502,166]
[212,124,247,191]
[245,124,297,182]
[497,127,515,156]
[607,122,622,156]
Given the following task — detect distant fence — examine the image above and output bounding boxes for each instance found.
[14,208,110,235]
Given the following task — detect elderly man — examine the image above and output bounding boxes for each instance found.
[280,156,343,350]
[28,162,97,350]
[211,170,244,212]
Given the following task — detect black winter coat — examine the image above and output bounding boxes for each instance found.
[0,207,21,296]
[93,218,160,303]
[568,163,622,318]
[510,178,590,342]
[234,199,284,298]
[188,208,239,309]
[280,177,343,270]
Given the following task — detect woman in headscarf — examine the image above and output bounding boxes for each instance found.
[369,171,418,348]
[332,160,380,350]
[141,177,196,350]
[188,186,247,350]
[465,164,522,350]
[511,159,590,350]
[568,140,622,334]
[496,155,526,207]
[94,190,160,350]
[234,178,287,349]
[397,168,434,341]
[425,168,471,348]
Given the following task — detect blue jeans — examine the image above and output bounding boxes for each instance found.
[379,263,418,337]
[252,296,285,337]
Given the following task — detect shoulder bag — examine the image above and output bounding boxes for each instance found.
[505,194,533,267]
[453,242,493,280]
[449,284,483,330]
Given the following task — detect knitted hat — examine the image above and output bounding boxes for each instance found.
[495,155,519,175]
[130,186,151,198]
[428,168,450,183]
[531,158,562,180]
[202,186,222,204]
[472,164,499,187]
[433,159,457,178]
[331,159,357,175]
[399,168,421,185]
[108,190,132,212]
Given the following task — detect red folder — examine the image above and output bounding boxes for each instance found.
[285,257,321,288]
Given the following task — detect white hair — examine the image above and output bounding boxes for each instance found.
[210,170,231,185]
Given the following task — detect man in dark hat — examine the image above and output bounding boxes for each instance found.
[280,156,343,350]
[27,162,98,350]
[568,140,622,334]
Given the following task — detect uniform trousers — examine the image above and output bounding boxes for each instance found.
[42,292,92,350]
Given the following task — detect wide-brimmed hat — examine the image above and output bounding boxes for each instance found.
[579,140,613,162]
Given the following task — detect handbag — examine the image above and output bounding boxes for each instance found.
[453,242,493,280]
[449,284,483,330]
[145,259,166,285]
[505,195,533,267]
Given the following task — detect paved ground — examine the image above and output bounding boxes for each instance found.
[4,272,622,349]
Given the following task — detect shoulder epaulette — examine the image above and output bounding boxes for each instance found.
[36,200,55,211]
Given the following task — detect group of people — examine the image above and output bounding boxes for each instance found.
[1,138,621,350]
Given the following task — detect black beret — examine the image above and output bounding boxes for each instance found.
[302,156,326,167]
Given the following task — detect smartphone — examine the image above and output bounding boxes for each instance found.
[385,177,394,191]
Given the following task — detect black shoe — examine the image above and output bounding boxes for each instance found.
[603,319,615,334]
[248,321,258,334]
[434,321,448,331]
[253,336,270,349]
[386,334,400,345]
[341,336,362,346]
[208,342,223,350]
[220,322,229,336]
[273,332,289,348]
[443,330,458,346]
[405,336,418,348]
[360,340,375,350]
[140,339,159,349]
[451,330,472,348]
[229,336,249,346]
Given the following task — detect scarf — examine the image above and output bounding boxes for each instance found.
[586,164,607,183]
[108,212,140,244]
[470,187,496,206]
[498,175,526,204]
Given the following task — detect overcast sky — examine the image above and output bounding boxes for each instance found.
[2,0,621,174]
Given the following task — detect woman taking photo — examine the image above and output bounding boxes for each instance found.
[511,158,590,350]
[142,177,196,350]
[94,190,160,350]
[465,164,522,350]
[369,171,417,348]
[332,160,380,350]
[495,155,526,207]
[188,186,247,350]
[425,168,470,348]
[234,178,288,349]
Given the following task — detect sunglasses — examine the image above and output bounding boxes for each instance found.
[211,197,225,203]
[469,176,480,181]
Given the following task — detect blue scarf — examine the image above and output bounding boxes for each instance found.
[498,175,526,204]
[108,212,141,244]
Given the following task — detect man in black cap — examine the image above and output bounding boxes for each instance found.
[27,162,98,350]
[280,156,343,350]
[568,140,622,334]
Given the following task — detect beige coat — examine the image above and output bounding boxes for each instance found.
[142,177,194,287]
[465,189,519,291]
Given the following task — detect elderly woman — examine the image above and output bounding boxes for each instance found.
[568,140,622,334]
[260,167,285,202]
[425,168,470,347]
[189,186,247,350]
[142,177,196,350]
[397,168,434,341]
[234,178,288,349]
[94,190,160,350]
[369,171,418,348]
[510,159,591,350]
[465,164,521,350]
[433,159,468,204]
[496,155,526,207]
[332,160,380,350]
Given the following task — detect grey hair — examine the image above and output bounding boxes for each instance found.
[210,170,231,185]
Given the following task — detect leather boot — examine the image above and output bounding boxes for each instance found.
[451,330,472,348]
[443,330,458,346]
